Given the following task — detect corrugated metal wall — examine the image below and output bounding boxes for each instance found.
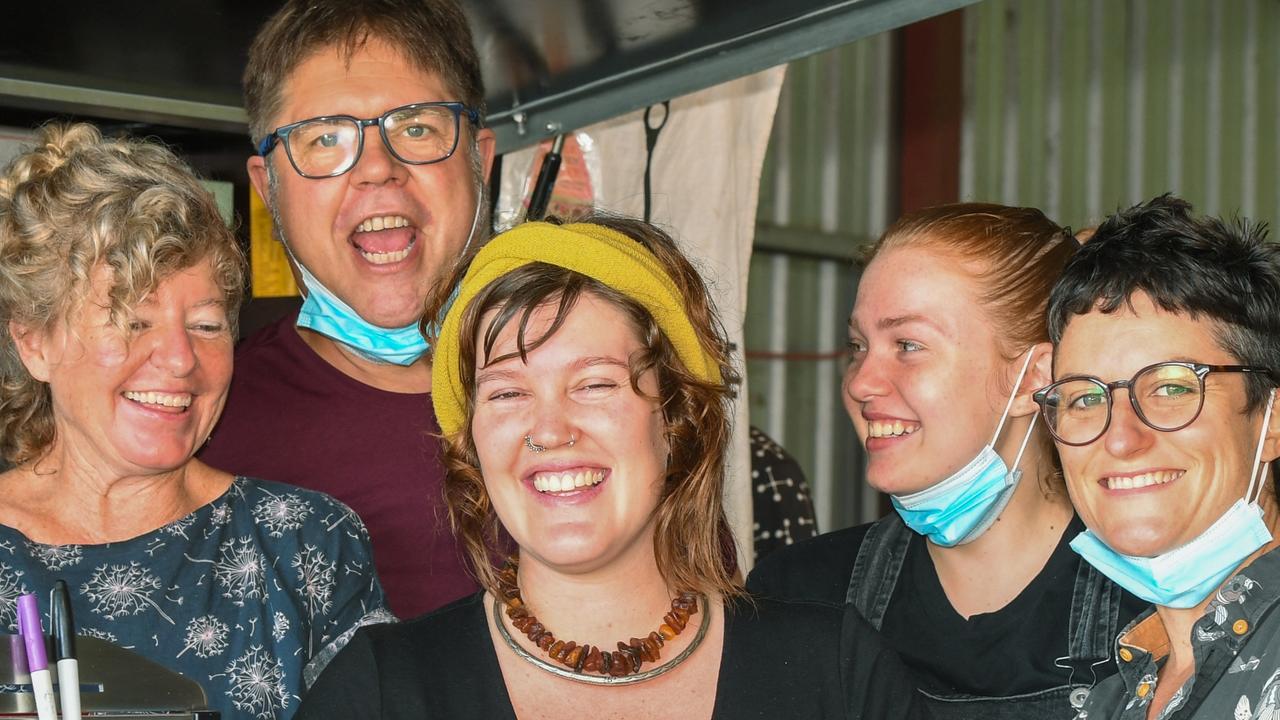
[746,33,896,533]
[962,0,1280,231]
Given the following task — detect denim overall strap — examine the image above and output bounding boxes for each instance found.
[846,514,913,629]
[1061,554,1123,712]
[1068,557,1123,663]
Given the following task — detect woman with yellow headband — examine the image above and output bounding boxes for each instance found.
[297,214,925,718]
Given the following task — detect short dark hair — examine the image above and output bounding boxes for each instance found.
[243,0,485,144]
[1046,194,1280,412]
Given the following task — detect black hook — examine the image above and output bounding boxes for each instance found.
[642,100,670,223]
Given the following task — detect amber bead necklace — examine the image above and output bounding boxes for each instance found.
[493,556,711,686]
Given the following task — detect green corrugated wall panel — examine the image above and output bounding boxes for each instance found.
[1016,0,1048,206]
[1261,1,1280,221]
[1098,3,1128,216]
[963,0,1280,235]
[783,257,823,477]
[1140,5,1171,200]
[1183,2,1210,211]
[747,252,773,409]
[838,42,868,234]
[1059,0,1091,224]
[743,251,867,530]
[971,0,1005,202]
[1218,2,1245,217]
[794,54,825,226]
[745,253,776,431]
[758,38,892,240]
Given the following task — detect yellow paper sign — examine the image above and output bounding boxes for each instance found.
[249,188,299,298]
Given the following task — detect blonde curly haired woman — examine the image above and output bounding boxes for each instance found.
[0,123,392,720]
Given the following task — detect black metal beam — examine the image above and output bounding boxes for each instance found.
[486,0,978,152]
[0,0,977,154]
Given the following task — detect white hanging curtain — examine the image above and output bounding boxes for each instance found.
[499,66,787,571]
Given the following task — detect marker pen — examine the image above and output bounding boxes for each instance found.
[17,594,59,720]
[50,581,80,720]
[9,628,28,693]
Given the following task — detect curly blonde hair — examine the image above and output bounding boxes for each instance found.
[423,214,742,599]
[0,123,245,464]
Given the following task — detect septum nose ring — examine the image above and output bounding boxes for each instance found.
[524,434,576,453]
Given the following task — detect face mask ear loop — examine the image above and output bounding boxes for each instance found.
[460,175,485,257]
[1010,412,1039,475]
[991,348,1038,446]
[1247,388,1277,505]
[262,176,310,297]
[277,239,314,299]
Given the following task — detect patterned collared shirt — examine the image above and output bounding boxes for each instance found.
[1076,546,1280,719]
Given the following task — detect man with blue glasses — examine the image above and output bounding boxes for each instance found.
[203,0,496,620]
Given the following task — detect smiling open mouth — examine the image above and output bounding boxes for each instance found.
[123,391,192,410]
[533,469,606,494]
[1103,470,1184,490]
[353,214,416,265]
[866,421,919,438]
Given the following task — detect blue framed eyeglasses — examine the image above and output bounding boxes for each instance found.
[256,101,481,178]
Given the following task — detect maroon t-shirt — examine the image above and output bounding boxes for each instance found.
[201,311,476,619]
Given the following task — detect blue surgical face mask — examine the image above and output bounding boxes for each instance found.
[294,261,430,366]
[286,187,483,367]
[891,349,1039,547]
[1070,389,1277,609]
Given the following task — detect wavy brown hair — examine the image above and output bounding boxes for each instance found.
[0,123,245,465]
[424,214,741,598]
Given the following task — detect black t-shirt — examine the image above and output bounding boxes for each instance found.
[297,591,928,719]
[747,515,1149,698]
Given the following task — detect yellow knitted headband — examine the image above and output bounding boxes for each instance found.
[431,221,722,436]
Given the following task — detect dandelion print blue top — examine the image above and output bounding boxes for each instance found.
[0,477,394,720]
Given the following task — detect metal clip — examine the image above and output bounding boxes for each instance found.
[1055,653,1109,708]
